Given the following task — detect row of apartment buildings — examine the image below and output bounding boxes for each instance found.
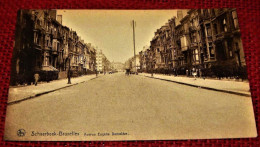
[10,10,99,85]
[139,9,246,78]
[96,50,112,73]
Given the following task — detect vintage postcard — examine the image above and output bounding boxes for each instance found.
[4,9,257,141]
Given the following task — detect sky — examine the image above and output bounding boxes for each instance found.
[57,10,178,63]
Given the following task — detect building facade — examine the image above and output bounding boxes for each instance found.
[139,9,246,79]
[10,10,97,85]
[96,50,111,73]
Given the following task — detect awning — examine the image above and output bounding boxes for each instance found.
[41,66,59,72]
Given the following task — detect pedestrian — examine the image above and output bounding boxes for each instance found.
[34,72,40,86]
[192,68,197,80]
[199,69,202,78]
[95,70,98,77]
[186,69,189,77]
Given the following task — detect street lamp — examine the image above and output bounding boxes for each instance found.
[67,53,72,84]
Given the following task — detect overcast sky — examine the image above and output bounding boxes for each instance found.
[57,10,178,63]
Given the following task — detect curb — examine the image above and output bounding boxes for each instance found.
[7,76,99,105]
[143,75,251,97]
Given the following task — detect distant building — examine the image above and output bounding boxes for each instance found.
[96,50,111,73]
[125,55,140,72]
[111,62,124,72]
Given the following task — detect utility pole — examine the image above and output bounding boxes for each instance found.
[132,20,137,73]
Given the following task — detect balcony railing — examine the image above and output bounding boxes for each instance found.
[181,46,188,52]
[34,24,43,31]
[189,26,197,32]
[190,42,198,48]
[33,43,41,50]
[214,32,230,40]
[207,36,213,42]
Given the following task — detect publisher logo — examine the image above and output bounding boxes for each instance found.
[17,129,26,137]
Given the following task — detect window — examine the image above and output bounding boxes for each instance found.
[211,9,215,16]
[37,19,40,25]
[229,50,233,57]
[74,57,77,64]
[203,45,208,60]
[235,42,240,51]
[44,56,49,66]
[228,40,233,57]
[192,33,197,43]
[173,49,177,58]
[180,36,188,51]
[223,19,227,32]
[214,23,218,34]
[207,9,211,15]
[36,34,40,44]
[47,23,49,31]
[65,45,68,55]
[194,18,198,27]
[203,9,207,17]
[184,23,188,32]
[53,41,57,51]
[206,24,212,36]
[232,11,239,29]
[193,49,199,62]
[16,59,20,74]
[34,33,37,44]
[208,42,215,58]
[195,49,199,61]
[57,42,60,51]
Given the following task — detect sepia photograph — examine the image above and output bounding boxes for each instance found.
[4,9,257,141]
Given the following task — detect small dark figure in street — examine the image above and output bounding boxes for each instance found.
[95,70,98,77]
[192,68,197,80]
[174,69,178,76]
[34,72,40,86]
[125,69,130,76]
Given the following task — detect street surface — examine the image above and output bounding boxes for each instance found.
[4,72,257,140]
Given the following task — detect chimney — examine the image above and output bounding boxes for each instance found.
[49,10,57,20]
[177,10,183,20]
[57,15,62,24]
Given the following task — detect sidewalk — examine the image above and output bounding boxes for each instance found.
[8,74,99,104]
[139,73,251,97]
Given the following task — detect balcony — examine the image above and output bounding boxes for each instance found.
[33,43,41,51]
[33,24,43,31]
[44,44,52,51]
[189,26,197,32]
[190,42,198,48]
[214,32,231,41]
[57,32,64,40]
[181,46,188,52]
[52,50,58,55]
[215,9,226,18]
